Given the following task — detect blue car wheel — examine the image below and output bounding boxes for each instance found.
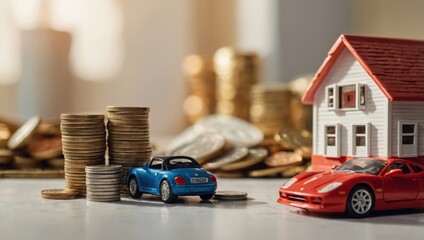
[160,180,178,203]
[200,194,214,201]
[128,177,142,199]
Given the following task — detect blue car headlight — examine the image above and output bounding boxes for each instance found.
[317,182,342,193]
[282,178,297,189]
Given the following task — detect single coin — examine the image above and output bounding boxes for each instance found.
[213,191,248,201]
[248,164,301,177]
[61,114,105,120]
[106,106,150,113]
[204,146,249,170]
[170,132,226,164]
[196,114,264,147]
[281,165,306,178]
[264,151,303,167]
[220,148,267,171]
[274,128,312,150]
[0,149,14,164]
[168,125,201,152]
[7,116,41,150]
[41,189,80,200]
[27,137,63,160]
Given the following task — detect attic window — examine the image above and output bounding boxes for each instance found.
[326,83,366,111]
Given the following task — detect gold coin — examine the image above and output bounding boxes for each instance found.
[248,164,301,177]
[264,151,303,167]
[41,189,80,200]
[60,114,105,120]
[27,137,62,160]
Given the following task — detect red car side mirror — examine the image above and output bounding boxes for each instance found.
[384,169,403,177]
[331,164,339,170]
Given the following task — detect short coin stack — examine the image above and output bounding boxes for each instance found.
[85,165,122,202]
[250,85,292,137]
[106,106,152,194]
[61,114,106,195]
[214,47,259,120]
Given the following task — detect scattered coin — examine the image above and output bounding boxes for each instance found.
[170,132,226,164]
[264,151,303,167]
[213,191,248,201]
[7,116,41,150]
[196,114,264,147]
[27,137,63,160]
[41,189,80,200]
[220,148,267,171]
[204,146,249,170]
[248,164,300,177]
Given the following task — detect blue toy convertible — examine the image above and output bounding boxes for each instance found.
[126,156,217,203]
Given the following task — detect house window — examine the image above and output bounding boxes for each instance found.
[325,124,340,157]
[327,83,366,111]
[326,85,336,110]
[353,123,370,157]
[398,121,418,157]
[326,126,336,146]
[354,125,366,146]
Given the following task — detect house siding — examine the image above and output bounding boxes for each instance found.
[314,49,389,158]
[392,101,424,157]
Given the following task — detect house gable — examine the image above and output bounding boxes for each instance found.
[303,35,424,104]
[314,48,389,158]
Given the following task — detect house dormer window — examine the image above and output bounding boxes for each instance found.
[326,83,366,111]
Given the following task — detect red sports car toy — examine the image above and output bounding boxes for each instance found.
[278,158,424,217]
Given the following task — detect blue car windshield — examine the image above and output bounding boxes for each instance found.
[166,158,201,170]
[335,158,387,175]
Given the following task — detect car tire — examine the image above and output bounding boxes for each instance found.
[199,194,214,201]
[128,176,142,199]
[160,180,178,203]
[346,185,374,218]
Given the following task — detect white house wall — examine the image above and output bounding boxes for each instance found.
[314,49,389,157]
[392,101,424,156]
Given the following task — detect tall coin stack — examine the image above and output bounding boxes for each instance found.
[182,55,216,124]
[214,47,259,120]
[106,106,152,194]
[85,165,123,202]
[61,114,106,195]
[250,85,292,137]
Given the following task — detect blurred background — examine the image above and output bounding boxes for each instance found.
[0,0,423,136]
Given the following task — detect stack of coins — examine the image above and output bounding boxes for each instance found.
[182,55,216,123]
[289,74,313,132]
[106,106,152,194]
[61,114,106,195]
[85,165,122,202]
[250,84,292,137]
[214,47,259,120]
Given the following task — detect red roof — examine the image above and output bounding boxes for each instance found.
[302,35,424,104]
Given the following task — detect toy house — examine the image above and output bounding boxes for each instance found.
[302,35,424,170]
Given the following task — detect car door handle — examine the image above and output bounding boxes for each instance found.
[155,173,158,176]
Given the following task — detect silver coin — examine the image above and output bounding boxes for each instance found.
[196,114,264,147]
[168,125,201,152]
[7,116,41,150]
[213,191,248,200]
[204,146,249,170]
[170,132,226,164]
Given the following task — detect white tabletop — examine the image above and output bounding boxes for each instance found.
[1,178,423,240]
